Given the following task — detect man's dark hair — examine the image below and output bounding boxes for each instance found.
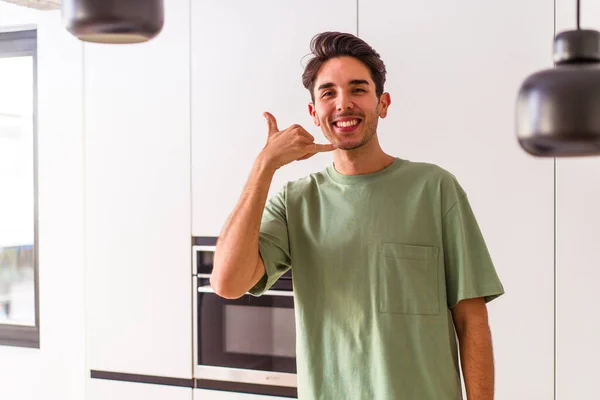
[302,32,387,103]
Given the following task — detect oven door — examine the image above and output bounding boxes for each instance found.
[194,278,297,388]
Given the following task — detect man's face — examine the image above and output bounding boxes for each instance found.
[308,56,390,150]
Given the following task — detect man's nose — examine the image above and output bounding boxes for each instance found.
[336,94,354,111]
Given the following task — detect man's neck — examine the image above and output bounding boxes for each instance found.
[332,136,396,176]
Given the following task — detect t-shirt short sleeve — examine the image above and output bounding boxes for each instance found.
[442,190,505,309]
[248,188,292,296]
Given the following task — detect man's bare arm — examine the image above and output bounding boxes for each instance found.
[210,112,335,299]
[211,157,275,299]
[452,297,495,400]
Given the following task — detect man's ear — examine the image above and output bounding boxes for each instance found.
[308,103,320,126]
[378,92,391,119]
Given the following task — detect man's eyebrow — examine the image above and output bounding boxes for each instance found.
[317,82,335,91]
[317,80,370,91]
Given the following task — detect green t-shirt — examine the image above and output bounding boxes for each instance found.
[250,157,505,400]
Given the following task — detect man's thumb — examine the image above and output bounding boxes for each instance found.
[263,112,279,135]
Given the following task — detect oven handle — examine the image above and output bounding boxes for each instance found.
[197,285,294,297]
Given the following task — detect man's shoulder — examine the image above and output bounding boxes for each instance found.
[400,158,453,176]
[396,158,461,186]
[398,158,467,206]
[267,168,329,205]
[283,169,328,196]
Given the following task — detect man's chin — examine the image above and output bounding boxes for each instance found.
[333,130,377,151]
[335,140,366,151]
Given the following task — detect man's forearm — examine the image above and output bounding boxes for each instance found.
[457,321,495,400]
[211,155,276,298]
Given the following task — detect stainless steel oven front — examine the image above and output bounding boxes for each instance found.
[192,243,297,391]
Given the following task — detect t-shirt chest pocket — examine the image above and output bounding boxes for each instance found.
[378,242,440,315]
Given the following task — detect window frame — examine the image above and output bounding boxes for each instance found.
[0,28,40,349]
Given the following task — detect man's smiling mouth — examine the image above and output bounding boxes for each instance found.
[334,119,360,128]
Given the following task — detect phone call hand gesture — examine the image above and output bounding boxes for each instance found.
[260,112,336,171]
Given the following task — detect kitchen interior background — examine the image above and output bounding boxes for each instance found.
[0,0,599,399]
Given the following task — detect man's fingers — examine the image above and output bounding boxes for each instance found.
[303,143,337,153]
[313,143,337,152]
[297,153,315,161]
[263,112,279,136]
[289,125,315,142]
[296,143,336,161]
[299,131,315,142]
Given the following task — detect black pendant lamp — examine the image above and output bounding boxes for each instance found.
[62,0,164,44]
[516,0,600,157]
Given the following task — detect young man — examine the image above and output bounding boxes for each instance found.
[211,31,505,400]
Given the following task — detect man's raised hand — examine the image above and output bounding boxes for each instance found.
[260,112,336,170]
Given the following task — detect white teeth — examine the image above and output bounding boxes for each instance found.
[336,119,359,128]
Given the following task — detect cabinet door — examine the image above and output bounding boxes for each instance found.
[194,388,294,400]
[360,1,555,398]
[88,379,192,400]
[555,2,600,398]
[191,0,357,237]
[84,0,192,378]
[555,159,600,399]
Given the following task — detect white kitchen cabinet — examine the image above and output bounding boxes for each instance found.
[88,379,192,400]
[194,388,294,400]
[554,1,600,398]
[190,0,356,237]
[83,0,192,379]
[555,159,600,399]
[554,2,600,399]
[360,1,555,398]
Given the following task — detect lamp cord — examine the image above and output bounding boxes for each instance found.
[577,0,581,29]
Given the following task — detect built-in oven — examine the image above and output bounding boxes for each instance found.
[192,239,297,398]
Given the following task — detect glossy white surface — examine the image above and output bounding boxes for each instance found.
[555,1,600,398]
[83,0,192,379]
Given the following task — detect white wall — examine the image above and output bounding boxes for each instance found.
[0,4,86,400]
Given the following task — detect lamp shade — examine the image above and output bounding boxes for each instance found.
[516,29,600,157]
[62,0,164,44]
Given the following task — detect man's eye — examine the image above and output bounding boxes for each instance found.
[354,88,366,93]
[322,91,334,97]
